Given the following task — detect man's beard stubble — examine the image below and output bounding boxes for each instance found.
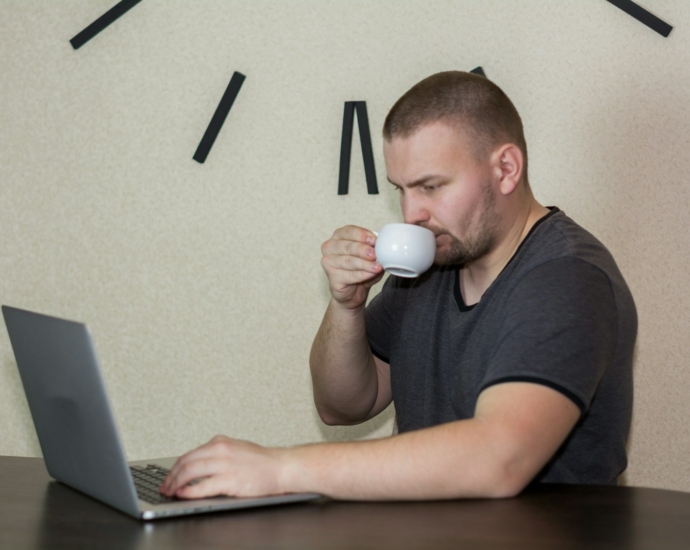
[431,183,500,267]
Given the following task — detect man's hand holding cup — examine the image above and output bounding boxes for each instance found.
[321,223,436,310]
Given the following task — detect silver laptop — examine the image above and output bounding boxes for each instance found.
[2,305,320,520]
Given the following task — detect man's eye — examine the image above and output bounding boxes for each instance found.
[423,185,437,192]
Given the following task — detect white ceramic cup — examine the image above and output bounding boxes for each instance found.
[374,223,436,278]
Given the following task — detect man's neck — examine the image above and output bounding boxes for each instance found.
[460,200,550,306]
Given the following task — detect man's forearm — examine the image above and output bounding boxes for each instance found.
[309,299,379,424]
[162,383,579,501]
[280,419,523,500]
[280,383,580,501]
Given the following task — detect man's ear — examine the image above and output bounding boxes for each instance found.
[492,144,524,196]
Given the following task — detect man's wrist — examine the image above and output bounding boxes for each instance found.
[276,445,317,495]
[329,298,367,318]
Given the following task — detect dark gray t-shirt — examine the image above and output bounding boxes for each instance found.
[365,208,637,485]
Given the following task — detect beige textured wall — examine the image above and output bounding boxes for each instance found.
[1,0,688,491]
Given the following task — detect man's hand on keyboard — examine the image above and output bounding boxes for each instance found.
[159,435,290,499]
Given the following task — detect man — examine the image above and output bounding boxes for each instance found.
[162,71,636,500]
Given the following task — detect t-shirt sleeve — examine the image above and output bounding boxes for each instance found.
[365,276,406,364]
[480,257,618,413]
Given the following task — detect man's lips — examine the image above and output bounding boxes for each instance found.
[420,225,445,237]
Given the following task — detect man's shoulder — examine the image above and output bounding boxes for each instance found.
[507,209,636,322]
[517,209,617,274]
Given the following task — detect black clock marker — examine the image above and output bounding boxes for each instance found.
[355,102,379,195]
[338,101,378,195]
[70,0,143,49]
[606,0,673,37]
[470,66,487,78]
[193,71,246,164]
[338,102,356,195]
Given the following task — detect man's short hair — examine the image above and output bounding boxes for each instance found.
[383,71,528,182]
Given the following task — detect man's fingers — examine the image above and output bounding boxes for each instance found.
[162,438,286,499]
[163,457,220,495]
[331,225,376,245]
[322,228,377,265]
[342,239,376,259]
[162,436,235,494]
[323,252,380,275]
[323,238,375,262]
[175,476,235,500]
[320,224,382,308]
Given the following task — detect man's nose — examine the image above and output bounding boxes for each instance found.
[401,196,430,225]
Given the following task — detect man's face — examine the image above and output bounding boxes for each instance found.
[383,122,501,266]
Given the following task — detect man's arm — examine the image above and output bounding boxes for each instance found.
[310,301,392,425]
[161,381,580,500]
[309,225,390,425]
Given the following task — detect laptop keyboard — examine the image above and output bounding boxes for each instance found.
[130,464,175,505]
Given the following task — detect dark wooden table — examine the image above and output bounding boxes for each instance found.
[2,456,690,549]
